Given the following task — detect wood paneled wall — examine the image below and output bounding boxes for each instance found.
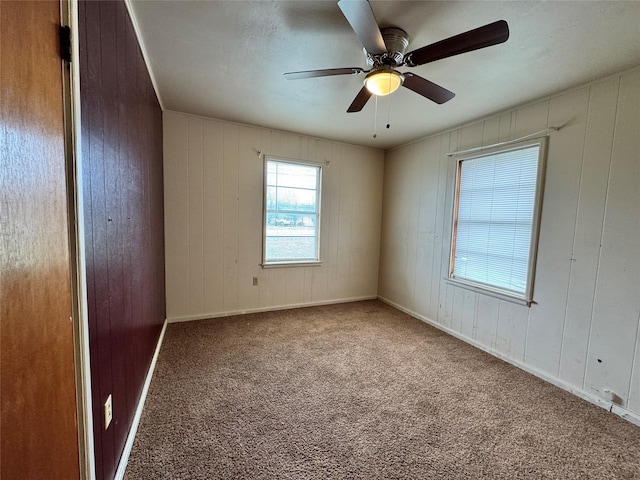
[78,1,165,478]
[164,112,384,321]
[0,1,80,478]
[379,68,640,421]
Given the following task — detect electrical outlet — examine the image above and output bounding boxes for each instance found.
[104,394,112,430]
[252,276,258,286]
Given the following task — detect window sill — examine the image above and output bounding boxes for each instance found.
[444,277,533,307]
[261,261,323,269]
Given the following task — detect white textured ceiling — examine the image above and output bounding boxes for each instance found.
[129,1,640,150]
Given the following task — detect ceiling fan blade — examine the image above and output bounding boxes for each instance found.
[347,86,373,112]
[337,0,387,55]
[402,73,455,104]
[405,20,509,67]
[284,67,365,80]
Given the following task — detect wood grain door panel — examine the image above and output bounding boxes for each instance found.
[1,1,81,478]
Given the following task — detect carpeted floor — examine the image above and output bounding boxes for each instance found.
[124,300,640,479]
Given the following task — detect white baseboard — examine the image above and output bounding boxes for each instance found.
[115,319,168,480]
[377,296,640,428]
[167,296,378,323]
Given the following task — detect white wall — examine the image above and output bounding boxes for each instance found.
[378,67,640,421]
[163,111,384,321]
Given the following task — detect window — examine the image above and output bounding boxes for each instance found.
[448,138,546,304]
[263,157,321,266]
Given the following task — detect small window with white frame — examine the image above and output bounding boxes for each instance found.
[448,138,547,305]
[263,156,322,266]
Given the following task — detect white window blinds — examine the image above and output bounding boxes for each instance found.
[452,143,542,298]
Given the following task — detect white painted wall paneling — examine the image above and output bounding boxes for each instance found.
[558,76,620,387]
[378,68,640,421]
[584,70,640,409]
[164,112,384,320]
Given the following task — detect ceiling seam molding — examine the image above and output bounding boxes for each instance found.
[162,109,386,154]
[124,0,165,110]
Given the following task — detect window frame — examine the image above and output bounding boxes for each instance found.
[447,137,548,305]
[261,155,323,268]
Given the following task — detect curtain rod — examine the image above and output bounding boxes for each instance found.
[447,127,560,157]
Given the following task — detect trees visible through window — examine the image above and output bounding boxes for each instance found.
[263,158,321,265]
[449,139,546,304]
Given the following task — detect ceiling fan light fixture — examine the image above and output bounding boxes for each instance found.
[364,70,404,96]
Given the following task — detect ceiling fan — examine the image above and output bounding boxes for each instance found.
[284,0,509,113]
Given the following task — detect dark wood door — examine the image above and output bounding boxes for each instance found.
[0,1,81,478]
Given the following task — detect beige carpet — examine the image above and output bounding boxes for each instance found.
[124,300,640,479]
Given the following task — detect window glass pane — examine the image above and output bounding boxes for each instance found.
[273,163,317,189]
[266,213,316,229]
[266,162,317,188]
[451,143,541,298]
[265,236,317,262]
[264,159,320,264]
[266,186,277,210]
[272,186,317,213]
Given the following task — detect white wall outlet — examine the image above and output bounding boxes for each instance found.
[252,276,258,286]
[104,394,112,429]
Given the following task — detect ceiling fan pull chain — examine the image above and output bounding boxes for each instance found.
[386,92,392,129]
[373,95,378,138]
[386,74,392,128]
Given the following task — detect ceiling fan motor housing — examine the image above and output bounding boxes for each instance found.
[365,27,410,67]
[284,0,509,113]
